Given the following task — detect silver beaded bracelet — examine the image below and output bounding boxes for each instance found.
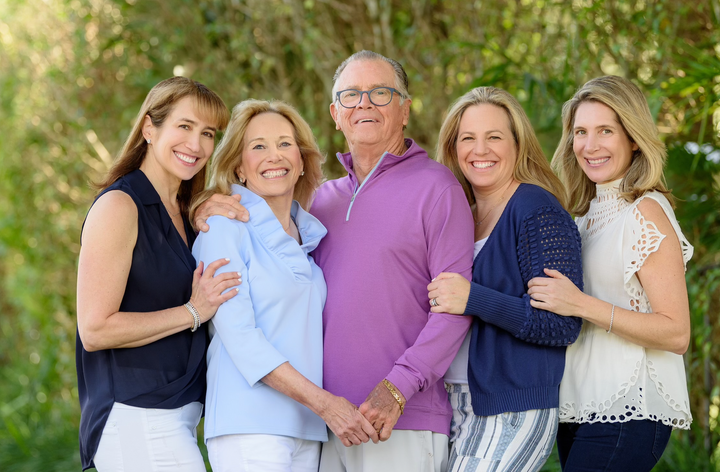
[184,302,201,332]
[606,304,616,334]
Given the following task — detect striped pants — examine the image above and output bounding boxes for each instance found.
[446,384,557,472]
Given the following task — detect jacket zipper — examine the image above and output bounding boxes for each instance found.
[345,152,387,221]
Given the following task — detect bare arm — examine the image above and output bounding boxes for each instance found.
[262,363,379,447]
[528,198,690,355]
[77,191,240,351]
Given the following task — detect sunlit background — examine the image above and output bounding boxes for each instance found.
[1,0,718,470]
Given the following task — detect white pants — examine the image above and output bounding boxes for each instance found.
[320,429,448,472]
[447,384,557,472]
[93,401,205,472]
[207,433,321,472]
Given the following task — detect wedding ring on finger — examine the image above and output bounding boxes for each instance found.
[430,297,439,307]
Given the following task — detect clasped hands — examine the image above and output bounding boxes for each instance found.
[321,379,405,447]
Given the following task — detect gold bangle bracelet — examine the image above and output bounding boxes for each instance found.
[382,379,405,415]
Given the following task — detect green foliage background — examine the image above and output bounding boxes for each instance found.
[0,0,718,470]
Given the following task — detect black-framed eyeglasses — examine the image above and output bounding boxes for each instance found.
[335,87,405,108]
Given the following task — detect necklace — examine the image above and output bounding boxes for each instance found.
[161,198,181,217]
[475,207,495,226]
[474,181,515,226]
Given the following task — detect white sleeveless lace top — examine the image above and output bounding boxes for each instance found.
[559,180,693,429]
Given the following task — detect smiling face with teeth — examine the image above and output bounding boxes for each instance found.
[236,112,304,206]
[572,101,638,185]
[456,104,518,196]
[141,96,217,185]
[330,60,411,159]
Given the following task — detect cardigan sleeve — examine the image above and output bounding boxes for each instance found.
[464,205,583,346]
[192,216,288,387]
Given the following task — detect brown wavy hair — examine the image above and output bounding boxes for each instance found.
[95,76,229,215]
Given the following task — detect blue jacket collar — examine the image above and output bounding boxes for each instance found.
[230,184,327,255]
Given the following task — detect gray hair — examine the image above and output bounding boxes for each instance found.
[331,50,411,104]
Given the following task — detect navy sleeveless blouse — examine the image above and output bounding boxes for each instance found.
[76,169,207,470]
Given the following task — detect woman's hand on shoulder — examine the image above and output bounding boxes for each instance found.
[427,272,470,315]
[194,193,249,232]
[189,259,242,323]
[527,269,587,318]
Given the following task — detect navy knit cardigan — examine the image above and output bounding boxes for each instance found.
[465,183,583,417]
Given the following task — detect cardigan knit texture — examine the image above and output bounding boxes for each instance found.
[465,183,583,417]
[192,184,328,443]
[311,139,474,435]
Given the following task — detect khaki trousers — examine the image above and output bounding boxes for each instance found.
[319,429,449,472]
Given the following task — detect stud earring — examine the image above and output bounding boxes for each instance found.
[301,171,305,176]
[146,138,151,144]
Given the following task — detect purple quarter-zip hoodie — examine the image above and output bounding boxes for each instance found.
[310,139,474,435]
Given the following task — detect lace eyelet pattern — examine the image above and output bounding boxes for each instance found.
[559,181,693,430]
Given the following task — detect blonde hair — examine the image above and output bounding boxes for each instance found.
[437,86,567,209]
[191,100,325,219]
[551,75,670,216]
[96,77,229,216]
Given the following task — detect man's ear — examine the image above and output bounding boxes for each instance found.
[401,98,412,127]
[329,102,341,131]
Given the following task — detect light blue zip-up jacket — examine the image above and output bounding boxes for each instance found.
[192,184,328,442]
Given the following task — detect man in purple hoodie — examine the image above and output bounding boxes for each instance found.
[312,51,474,471]
[196,51,474,471]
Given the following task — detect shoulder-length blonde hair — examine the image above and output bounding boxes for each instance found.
[436,86,567,209]
[191,99,325,219]
[551,75,670,216]
[96,76,229,216]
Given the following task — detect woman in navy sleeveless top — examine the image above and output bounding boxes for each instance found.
[75,77,238,471]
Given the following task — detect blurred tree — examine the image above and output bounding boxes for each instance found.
[0,0,717,470]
